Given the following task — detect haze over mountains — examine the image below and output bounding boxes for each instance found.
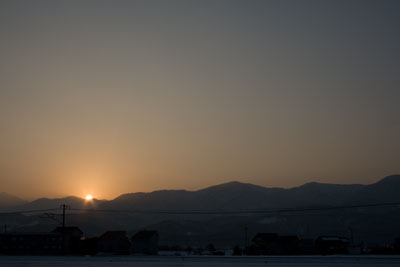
[1,175,399,247]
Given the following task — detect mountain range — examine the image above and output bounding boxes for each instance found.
[1,175,400,247]
[2,174,400,211]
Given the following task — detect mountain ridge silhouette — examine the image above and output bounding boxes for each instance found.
[1,175,399,246]
[2,175,399,211]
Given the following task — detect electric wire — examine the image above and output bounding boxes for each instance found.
[0,202,399,215]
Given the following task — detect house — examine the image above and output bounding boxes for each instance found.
[98,231,130,255]
[131,230,159,255]
[315,236,349,255]
[0,232,63,255]
[0,227,84,255]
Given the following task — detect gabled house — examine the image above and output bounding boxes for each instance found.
[98,231,130,255]
[131,230,159,255]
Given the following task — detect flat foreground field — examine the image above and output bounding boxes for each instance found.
[0,256,400,267]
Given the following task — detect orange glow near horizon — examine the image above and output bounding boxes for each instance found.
[85,195,93,200]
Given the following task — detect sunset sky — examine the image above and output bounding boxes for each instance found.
[0,0,399,200]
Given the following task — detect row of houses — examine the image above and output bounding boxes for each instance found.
[2,227,398,256]
[0,227,159,255]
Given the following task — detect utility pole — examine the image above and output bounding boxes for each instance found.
[60,204,70,228]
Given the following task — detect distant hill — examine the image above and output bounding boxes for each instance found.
[0,192,27,210]
[2,175,400,246]
[8,175,400,212]
[99,175,400,211]
[13,196,106,212]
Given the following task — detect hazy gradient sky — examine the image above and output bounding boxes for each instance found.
[0,0,399,200]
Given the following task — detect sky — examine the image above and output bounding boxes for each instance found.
[0,0,399,200]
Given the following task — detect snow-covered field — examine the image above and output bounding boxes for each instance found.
[0,256,400,267]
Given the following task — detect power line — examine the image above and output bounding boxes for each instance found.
[69,201,400,214]
[0,202,398,216]
[0,208,59,215]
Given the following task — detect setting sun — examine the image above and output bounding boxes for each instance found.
[85,195,93,201]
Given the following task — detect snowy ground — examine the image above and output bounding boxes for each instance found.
[0,256,400,267]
